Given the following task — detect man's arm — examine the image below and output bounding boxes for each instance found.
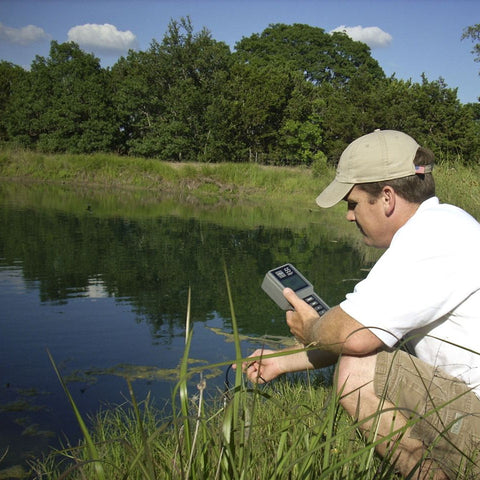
[242,288,383,384]
[242,345,338,383]
[284,288,383,355]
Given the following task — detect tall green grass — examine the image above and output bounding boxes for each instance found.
[26,268,480,480]
[434,160,480,218]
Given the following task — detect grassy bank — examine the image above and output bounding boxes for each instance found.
[30,371,400,479]
[1,148,479,221]
[0,148,325,207]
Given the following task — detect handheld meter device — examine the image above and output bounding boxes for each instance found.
[261,263,329,316]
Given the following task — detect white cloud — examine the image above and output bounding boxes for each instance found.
[330,25,392,49]
[67,23,138,53]
[0,22,50,46]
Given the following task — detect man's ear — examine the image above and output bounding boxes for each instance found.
[382,186,396,217]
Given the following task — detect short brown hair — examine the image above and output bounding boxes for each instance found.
[357,147,435,203]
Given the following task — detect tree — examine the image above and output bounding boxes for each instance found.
[112,17,232,161]
[0,61,27,142]
[309,66,390,164]
[212,63,298,163]
[111,47,167,156]
[1,20,479,166]
[232,23,387,164]
[411,75,480,163]
[462,24,480,67]
[375,75,480,164]
[234,23,385,85]
[277,76,326,165]
[5,41,118,153]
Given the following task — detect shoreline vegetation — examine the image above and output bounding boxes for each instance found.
[0,147,330,204]
[1,149,480,479]
[1,148,479,219]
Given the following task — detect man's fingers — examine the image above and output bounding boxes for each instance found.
[283,287,315,314]
[231,349,273,383]
[283,287,300,308]
[233,349,264,372]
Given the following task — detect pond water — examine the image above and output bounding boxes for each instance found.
[0,182,372,472]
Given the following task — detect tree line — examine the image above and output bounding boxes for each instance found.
[0,18,479,166]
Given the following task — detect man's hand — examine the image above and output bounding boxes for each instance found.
[284,288,321,345]
[239,348,284,384]
[234,344,339,384]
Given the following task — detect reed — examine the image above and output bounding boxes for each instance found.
[46,349,106,480]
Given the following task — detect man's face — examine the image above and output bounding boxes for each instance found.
[344,186,391,249]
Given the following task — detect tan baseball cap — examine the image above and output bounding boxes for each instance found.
[316,130,423,208]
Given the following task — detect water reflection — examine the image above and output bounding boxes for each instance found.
[0,182,371,471]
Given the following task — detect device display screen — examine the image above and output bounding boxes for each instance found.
[273,266,308,291]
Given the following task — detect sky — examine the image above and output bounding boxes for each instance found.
[0,0,479,104]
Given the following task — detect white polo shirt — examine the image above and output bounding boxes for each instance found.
[340,197,480,396]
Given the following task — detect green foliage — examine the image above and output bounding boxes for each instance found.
[0,19,479,166]
[111,17,232,161]
[0,61,27,142]
[277,79,326,165]
[315,69,385,163]
[4,42,118,153]
[234,23,385,85]
[378,75,480,164]
[462,23,480,68]
[311,152,329,178]
[215,62,298,163]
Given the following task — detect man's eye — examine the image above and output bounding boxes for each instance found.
[348,202,357,210]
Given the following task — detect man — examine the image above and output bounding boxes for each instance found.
[243,130,480,479]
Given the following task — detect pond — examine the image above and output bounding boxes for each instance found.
[0,181,372,473]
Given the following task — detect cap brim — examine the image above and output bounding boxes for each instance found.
[315,180,353,208]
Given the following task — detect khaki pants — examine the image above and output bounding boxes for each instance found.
[374,350,480,478]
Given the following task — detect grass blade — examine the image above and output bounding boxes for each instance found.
[47,348,106,480]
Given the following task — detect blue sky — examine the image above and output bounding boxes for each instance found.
[0,0,479,103]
